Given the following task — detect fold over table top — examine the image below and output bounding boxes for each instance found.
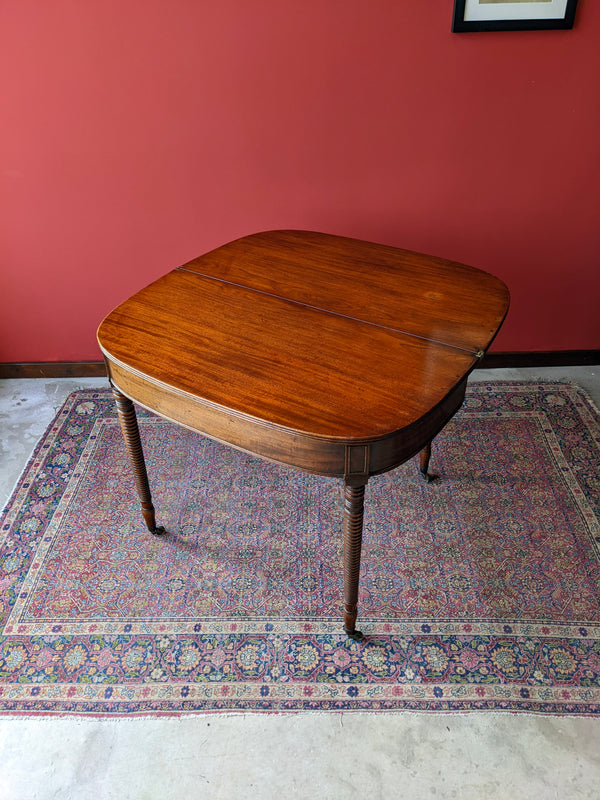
[98,230,509,455]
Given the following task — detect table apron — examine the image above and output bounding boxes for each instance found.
[106,360,467,481]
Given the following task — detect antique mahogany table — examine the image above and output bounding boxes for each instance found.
[97,230,509,640]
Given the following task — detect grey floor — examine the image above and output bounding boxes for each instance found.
[1,367,599,799]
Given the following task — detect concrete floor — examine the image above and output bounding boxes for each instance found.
[1,367,599,799]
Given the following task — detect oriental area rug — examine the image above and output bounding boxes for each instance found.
[1,382,599,716]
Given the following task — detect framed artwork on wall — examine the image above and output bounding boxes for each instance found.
[452,0,578,32]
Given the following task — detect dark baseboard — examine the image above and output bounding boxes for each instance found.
[478,350,600,369]
[0,351,598,379]
[0,361,107,379]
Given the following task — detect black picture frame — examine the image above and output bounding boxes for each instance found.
[452,0,578,32]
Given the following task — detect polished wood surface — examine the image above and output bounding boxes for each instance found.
[98,230,509,638]
[179,230,508,353]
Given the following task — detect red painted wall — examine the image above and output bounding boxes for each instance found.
[1,1,599,361]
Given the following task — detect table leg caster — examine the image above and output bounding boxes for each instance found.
[344,627,365,642]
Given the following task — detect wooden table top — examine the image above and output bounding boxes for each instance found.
[98,230,509,476]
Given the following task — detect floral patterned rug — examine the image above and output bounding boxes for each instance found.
[1,382,599,715]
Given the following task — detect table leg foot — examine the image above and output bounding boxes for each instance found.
[112,386,166,535]
[419,441,437,483]
[344,627,364,642]
[342,479,366,641]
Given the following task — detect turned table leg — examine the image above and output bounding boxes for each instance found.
[112,386,166,535]
[419,440,436,483]
[342,479,366,641]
